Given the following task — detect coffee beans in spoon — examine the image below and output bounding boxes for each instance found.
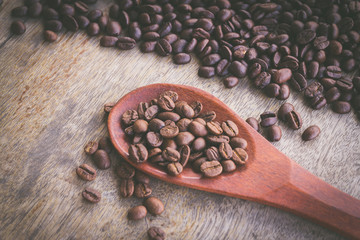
[123,91,249,178]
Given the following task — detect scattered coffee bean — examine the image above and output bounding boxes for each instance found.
[134,183,152,198]
[84,141,98,155]
[260,111,277,127]
[148,227,165,240]
[128,205,147,220]
[144,197,164,215]
[246,117,259,132]
[11,20,26,35]
[200,160,222,178]
[265,125,282,142]
[120,178,135,198]
[93,149,111,169]
[98,137,112,154]
[302,125,321,141]
[285,111,302,130]
[82,187,101,203]
[76,164,96,181]
[278,103,294,121]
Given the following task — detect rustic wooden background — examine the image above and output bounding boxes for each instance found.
[0,1,359,239]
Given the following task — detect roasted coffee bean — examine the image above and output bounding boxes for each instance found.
[173,53,191,64]
[222,120,238,137]
[160,91,178,102]
[116,37,136,50]
[253,72,271,89]
[178,104,195,119]
[297,29,316,45]
[137,102,149,119]
[206,121,223,135]
[229,61,247,78]
[140,41,157,53]
[106,21,121,36]
[135,171,150,184]
[98,137,112,154]
[278,103,294,121]
[120,178,135,198]
[82,187,101,203]
[248,63,262,79]
[246,117,259,132]
[229,137,247,149]
[176,118,192,132]
[76,164,96,181]
[133,119,149,134]
[336,78,353,92]
[132,133,144,144]
[231,148,248,165]
[149,148,162,159]
[272,68,292,84]
[93,150,111,169]
[179,145,190,167]
[325,87,341,103]
[290,73,307,92]
[307,61,319,79]
[332,101,351,114]
[155,39,172,56]
[76,15,90,29]
[193,118,206,126]
[160,124,179,138]
[43,8,59,20]
[87,22,100,36]
[202,54,221,66]
[188,121,208,137]
[84,141,98,155]
[103,102,116,113]
[206,146,221,161]
[265,125,282,142]
[206,135,229,145]
[304,82,324,99]
[286,111,302,130]
[134,183,152,198]
[198,66,215,78]
[28,2,42,17]
[10,20,26,35]
[128,205,147,220]
[148,227,165,240]
[200,111,216,122]
[310,95,327,110]
[302,125,320,141]
[149,119,165,132]
[313,36,329,50]
[192,157,207,171]
[129,144,148,163]
[328,40,343,56]
[277,84,290,100]
[144,197,164,215]
[162,147,180,162]
[326,66,342,79]
[192,137,206,152]
[260,111,277,127]
[223,76,239,88]
[158,112,180,122]
[219,142,233,159]
[63,15,79,31]
[146,132,162,147]
[175,132,195,146]
[167,162,183,176]
[200,160,222,177]
[145,105,159,120]
[221,159,236,172]
[117,162,135,179]
[264,83,280,98]
[189,101,202,117]
[125,126,134,136]
[320,78,336,90]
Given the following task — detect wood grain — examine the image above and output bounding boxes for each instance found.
[0,1,359,240]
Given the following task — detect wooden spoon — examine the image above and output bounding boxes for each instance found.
[108,83,360,239]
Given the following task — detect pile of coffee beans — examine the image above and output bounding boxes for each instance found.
[246,102,320,142]
[122,90,249,178]
[8,0,360,119]
[75,105,166,239]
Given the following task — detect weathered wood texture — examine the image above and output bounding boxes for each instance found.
[0,1,359,240]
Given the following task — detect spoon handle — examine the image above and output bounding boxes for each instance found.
[260,159,360,239]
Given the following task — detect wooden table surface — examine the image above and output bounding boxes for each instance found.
[0,1,359,239]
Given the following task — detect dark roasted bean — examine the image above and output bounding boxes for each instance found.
[302,125,321,141]
[10,20,26,35]
[246,117,259,131]
[76,164,96,181]
[93,149,111,169]
[82,187,101,203]
[285,111,302,130]
[128,205,147,220]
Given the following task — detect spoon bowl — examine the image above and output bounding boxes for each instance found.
[108,83,360,239]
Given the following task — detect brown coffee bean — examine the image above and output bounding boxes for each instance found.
[129,144,148,163]
[179,145,190,167]
[229,137,247,149]
[134,183,152,198]
[199,111,216,122]
[125,126,134,136]
[160,123,179,138]
[254,72,271,89]
[162,147,180,162]
[100,36,118,47]
[198,66,215,78]
[200,160,222,177]
[265,125,282,142]
[82,187,101,203]
[192,137,206,152]
[148,118,165,132]
[332,101,351,114]
[206,121,223,135]
[144,197,164,215]
[117,37,136,50]
[231,148,248,165]
[175,131,195,146]
[133,119,148,134]
[99,137,112,154]
[84,141,98,155]
[272,68,292,84]
[63,15,79,31]
[221,160,236,172]
[286,111,302,130]
[148,227,165,240]
[304,82,324,99]
[206,146,221,161]
[76,164,96,181]
[173,53,191,64]
[146,132,163,148]
[310,95,327,110]
[188,121,208,137]
[189,101,202,117]
[278,103,294,121]
[11,20,26,35]
[128,205,147,220]
[290,72,307,92]
[221,120,238,137]
[145,105,160,120]
[122,109,139,125]
[120,178,135,198]
[158,96,175,111]
[167,162,183,176]
[219,142,233,159]
[93,150,111,169]
[297,29,316,45]
[326,65,342,79]
[246,117,259,131]
[135,171,150,184]
[206,135,230,145]
[117,162,135,179]
[260,111,277,127]
[43,29,58,42]
[156,39,172,56]
[325,87,341,103]
[302,125,321,141]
